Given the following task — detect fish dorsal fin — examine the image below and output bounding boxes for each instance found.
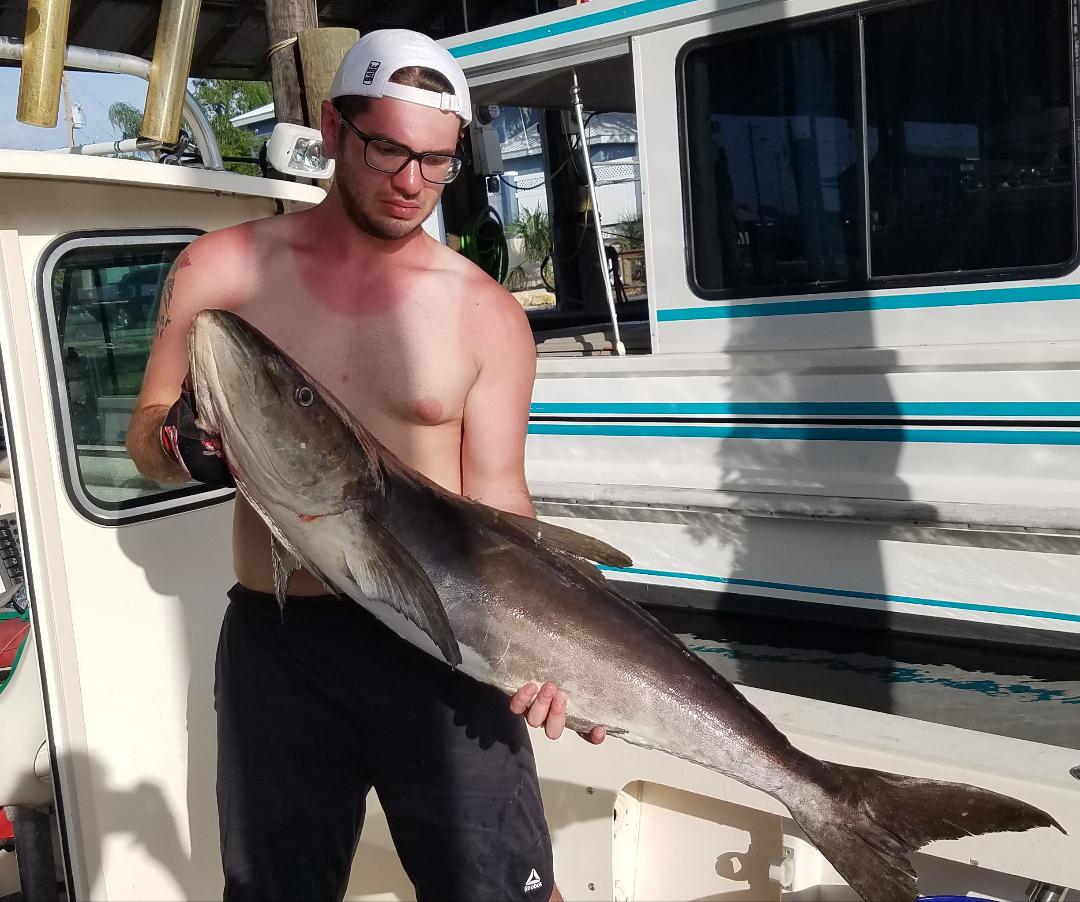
[341,511,462,668]
[374,454,636,581]
[355,442,634,571]
[492,511,633,568]
[302,376,632,575]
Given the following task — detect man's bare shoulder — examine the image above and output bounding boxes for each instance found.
[189,217,274,276]
[425,241,536,367]
[179,215,301,306]
[180,221,258,299]
[425,238,529,323]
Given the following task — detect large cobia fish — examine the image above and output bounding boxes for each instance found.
[189,309,1062,902]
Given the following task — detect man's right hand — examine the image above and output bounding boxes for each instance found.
[160,383,234,487]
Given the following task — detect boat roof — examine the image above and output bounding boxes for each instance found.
[0,0,556,81]
[0,147,324,203]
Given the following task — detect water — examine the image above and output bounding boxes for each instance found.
[650,607,1080,750]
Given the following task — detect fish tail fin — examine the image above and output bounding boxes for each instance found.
[784,760,1063,902]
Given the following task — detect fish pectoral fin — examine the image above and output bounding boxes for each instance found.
[496,511,634,568]
[563,714,628,737]
[236,480,337,599]
[270,535,301,617]
[342,516,462,668]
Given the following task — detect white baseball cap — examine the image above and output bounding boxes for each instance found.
[330,29,472,125]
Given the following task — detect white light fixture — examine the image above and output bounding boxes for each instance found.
[266,123,335,179]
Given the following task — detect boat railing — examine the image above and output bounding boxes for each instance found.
[0,35,223,171]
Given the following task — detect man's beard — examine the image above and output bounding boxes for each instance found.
[336,161,427,241]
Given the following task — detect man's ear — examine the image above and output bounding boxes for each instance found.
[321,100,341,159]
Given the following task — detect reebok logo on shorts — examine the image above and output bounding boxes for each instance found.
[524,868,543,893]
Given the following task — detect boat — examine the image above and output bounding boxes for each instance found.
[0,1,1076,898]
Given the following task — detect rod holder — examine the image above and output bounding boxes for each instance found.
[16,0,72,127]
[142,0,202,143]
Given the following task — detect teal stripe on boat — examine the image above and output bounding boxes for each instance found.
[658,283,1080,322]
[448,0,703,58]
[599,565,1080,624]
[530,401,1080,417]
[527,423,1080,444]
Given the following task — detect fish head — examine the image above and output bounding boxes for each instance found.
[188,309,378,513]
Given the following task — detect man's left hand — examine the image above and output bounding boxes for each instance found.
[510,682,607,744]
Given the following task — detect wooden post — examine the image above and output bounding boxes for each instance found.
[264,0,317,125]
[297,27,359,129]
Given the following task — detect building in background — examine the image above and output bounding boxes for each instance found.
[230,102,275,138]
[491,109,641,230]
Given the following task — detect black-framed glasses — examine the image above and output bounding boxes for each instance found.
[336,111,463,184]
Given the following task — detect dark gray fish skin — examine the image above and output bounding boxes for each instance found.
[189,309,1064,902]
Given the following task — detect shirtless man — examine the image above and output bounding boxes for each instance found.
[127,29,602,902]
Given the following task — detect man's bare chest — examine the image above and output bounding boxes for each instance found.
[239,292,476,431]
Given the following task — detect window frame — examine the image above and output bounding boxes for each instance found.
[38,229,233,526]
[676,0,1080,301]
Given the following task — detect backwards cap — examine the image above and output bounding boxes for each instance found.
[329,29,472,125]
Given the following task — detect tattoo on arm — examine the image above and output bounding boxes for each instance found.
[155,248,193,338]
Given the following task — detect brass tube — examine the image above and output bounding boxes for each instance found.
[142,0,202,143]
[16,0,72,127]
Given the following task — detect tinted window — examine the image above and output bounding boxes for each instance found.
[683,20,861,292]
[680,0,1076,296]
[865,0,1074,276]
[49,237,200,512]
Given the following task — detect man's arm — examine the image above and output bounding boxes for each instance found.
[461,284,605,745]
[127,230,248,483]
[460,286,537,516]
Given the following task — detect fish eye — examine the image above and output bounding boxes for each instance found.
[295,385,315,407]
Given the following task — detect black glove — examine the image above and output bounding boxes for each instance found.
[160,383,234,487]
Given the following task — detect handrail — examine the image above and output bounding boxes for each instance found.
[0,36,224,170]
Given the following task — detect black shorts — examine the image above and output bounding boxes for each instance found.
[215,584,554,902]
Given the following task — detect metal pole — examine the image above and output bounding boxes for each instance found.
[570,69,625,357]
[61,71,74,145]
[46,137,161,156]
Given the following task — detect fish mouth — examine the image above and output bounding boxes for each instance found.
[188,308,283,453]
[187,309,356,505]
[192,309,265,361]
[191,309,322,392]
[189,309,252,432]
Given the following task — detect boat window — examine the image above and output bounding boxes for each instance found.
[864,0,1074,276]
[682,19,861,293]
[465,52,650,356]
[679,0,1076,297]
[42,233,223,523]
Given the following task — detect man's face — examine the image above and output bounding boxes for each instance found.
[322,96,462,241]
